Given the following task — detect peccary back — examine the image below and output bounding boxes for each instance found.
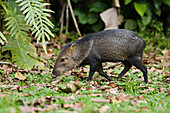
[52,29,148,83]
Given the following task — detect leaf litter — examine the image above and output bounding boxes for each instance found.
[0,40,169,112]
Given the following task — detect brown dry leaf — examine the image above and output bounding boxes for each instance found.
[137,95,145,100]
[15,71,26,80]
[111,97,121,103]
[100,86,112,91]
[141,106,149,111]
[131,69,141,74]
[108,83,117,88]
[131,100,138,106]
[162,49,170,60]
[54,95,76,102]
[158,88,164,94]
[106,87,118,95]
[141,87,155,93]
[148,67,156,72]
[51,78,62,85]
[99,105,110,113]
[63,103,85,111]
[90,93,103,97]
[90,98,111,103]
[116,94,133,102]
[20,106,45,112]
[19,93,30,97]
[0,93,8,97]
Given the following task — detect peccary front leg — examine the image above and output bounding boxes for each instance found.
[87,59,111,81]
[117,61,132,80]
[87,60,99,81]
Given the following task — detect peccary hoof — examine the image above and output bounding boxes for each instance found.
[51,74,57,78]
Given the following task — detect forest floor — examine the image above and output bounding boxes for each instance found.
[0,35,170,113]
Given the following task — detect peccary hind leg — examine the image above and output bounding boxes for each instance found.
[117,61,132,80]
[97,64,112,81]
[127,56,148,83]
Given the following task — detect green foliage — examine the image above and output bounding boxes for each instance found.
[2,35,44,69]
[124,0,168,32]
[16,0,54,53]
[161,0,170,6]
[4,9,29,39]
[0,0,54,69]
[134,2,147,16]
[73,0,108,32]
[0,32,7,45]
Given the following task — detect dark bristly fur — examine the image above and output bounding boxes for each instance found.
[52,29,148,83]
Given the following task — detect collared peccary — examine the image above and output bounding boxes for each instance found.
[52,29,148,83]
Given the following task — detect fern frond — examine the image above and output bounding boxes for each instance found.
[4,9,29,38]
[0,31,7,45]
[16,0,54,53]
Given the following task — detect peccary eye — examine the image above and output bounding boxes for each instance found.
[60,58,68,62]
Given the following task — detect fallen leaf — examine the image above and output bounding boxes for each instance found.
[90,98,111,103]
[106,87,118,95]
[63,103,85,111]
[116,94,133,102]
[54,95,76,102]
[131,100,138,106]
[20,106,45,112]
[99,105,110,113]
[58,81,81,93]
[137,95,145,100]
[108,83,117,88]
[141,87,155,93]
[141,106,149,111]
[90,93,103,97]
[0,93,7,97]
[19,93,30,97]
[15,71,26,80]
[158,88,164,94]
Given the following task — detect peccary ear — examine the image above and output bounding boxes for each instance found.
[73,40,94,65]
[66,43,76,54]
[70,43,76,52]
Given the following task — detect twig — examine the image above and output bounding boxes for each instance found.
[0,61,18,68]
[66,4,69,33]
[59,3,66,33]
[67,0,82,37]
[0,61,29,71]
[27,52,47,64]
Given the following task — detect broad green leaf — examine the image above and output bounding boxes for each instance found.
[137,19,146,31]
[141,15,151,25]
[162,0,170,6]
[124,19,137,30]
[125,0,132,5]
[153,0,162,9]
[89,1,107,13]
[153,8,161,16]
[87,13,98,24]
[134,2,147,16]
[78,13,88,24]
[2,37,44,69]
